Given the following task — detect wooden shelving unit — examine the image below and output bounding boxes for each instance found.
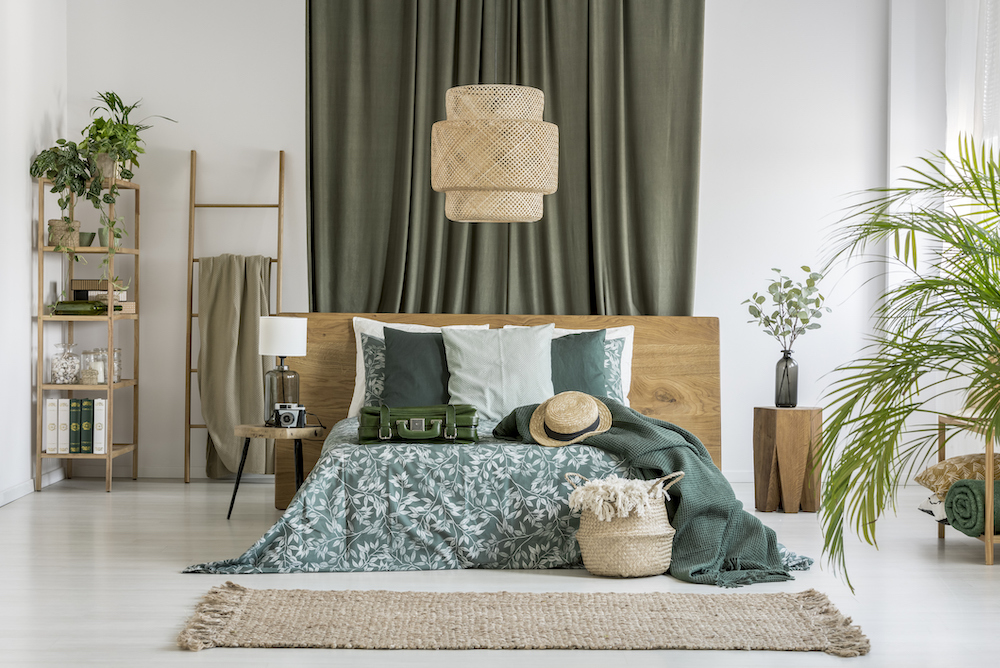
[34,177,140,492]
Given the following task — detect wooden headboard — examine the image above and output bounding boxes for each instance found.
[276,313,721,508]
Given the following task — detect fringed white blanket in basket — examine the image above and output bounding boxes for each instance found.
[567,472,684,578]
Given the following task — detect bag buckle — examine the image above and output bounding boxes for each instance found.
[378,426,392,440]
[408,418,425,432]
[444,424,457,440]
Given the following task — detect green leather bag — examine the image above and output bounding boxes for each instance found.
[358,404,479,444]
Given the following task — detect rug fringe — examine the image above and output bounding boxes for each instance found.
[177,581,248,651]
[795,589,871,657]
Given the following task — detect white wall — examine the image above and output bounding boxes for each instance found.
[8,1,947,485]
[0,0,68,505]
[64,0,307,479]
[698,0,903,480]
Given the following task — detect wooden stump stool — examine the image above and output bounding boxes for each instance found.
[753,407,822,513]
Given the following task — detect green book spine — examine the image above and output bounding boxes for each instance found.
[69,399,81,454]
[80,399,94,454]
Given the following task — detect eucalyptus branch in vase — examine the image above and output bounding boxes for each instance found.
[742,267,830,407]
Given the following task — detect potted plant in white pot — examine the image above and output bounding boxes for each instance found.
[78,91,174,265]
[79,91,173,183]
[743,267,830,407]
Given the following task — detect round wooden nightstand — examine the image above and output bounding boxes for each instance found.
[229,424,324,519]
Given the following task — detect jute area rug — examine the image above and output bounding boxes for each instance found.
[179,582,869,656]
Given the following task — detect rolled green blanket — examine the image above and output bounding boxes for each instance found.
[944,479,1000,537]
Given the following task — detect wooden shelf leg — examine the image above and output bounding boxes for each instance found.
[987,434,995,565]
[938,418,946,540]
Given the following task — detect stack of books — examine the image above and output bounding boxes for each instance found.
[69,279,136,314]
[43,397,107,454]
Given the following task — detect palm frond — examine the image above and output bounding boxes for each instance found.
[821,138,1000,590]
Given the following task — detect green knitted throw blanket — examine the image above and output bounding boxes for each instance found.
[494,399,793,588]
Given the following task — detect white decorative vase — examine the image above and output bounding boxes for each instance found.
[95,153,130,182]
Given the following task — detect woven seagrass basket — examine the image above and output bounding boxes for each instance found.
[567,472,683,578]
[47,219,80,248]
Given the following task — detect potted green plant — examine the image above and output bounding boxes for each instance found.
[79,91,174,182]
[28,139,102,255]
[78,91,172,281]
[820,138,1000,590]
[743,267,829,407]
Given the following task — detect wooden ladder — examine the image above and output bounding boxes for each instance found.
[183,149,284,482]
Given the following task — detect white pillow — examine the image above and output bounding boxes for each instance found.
[503,324,635,406]
[442,324,555,420]
[348,317,488,417]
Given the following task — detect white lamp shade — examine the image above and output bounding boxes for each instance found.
[259,316,308,357]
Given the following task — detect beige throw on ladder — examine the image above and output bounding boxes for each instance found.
[198,254,273,478]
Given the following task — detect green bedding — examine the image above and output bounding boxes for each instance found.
[495,399,793,587]
[945,479,1000,537]
[184,416,634,574]
[186,397,796,586]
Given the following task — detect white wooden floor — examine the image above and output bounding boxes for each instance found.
[2,478,994,666]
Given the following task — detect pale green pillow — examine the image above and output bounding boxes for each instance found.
[442,324,555,420]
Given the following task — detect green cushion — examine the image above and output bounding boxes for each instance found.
[551,329,607,395]
[382,329,450,407]
[442,324,555,420]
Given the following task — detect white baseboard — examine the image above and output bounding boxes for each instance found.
[62,462,275,482]
[0,479,34,508]
[40,466,66,489]
[0,466,66,507]
[723,470,753,484]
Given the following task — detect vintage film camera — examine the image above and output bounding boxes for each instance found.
[274,402,306,428]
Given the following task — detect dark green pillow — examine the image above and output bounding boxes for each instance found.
[382,329,450,406]
[551,329,607,395]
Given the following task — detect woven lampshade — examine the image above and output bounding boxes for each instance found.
[431,84,558,223]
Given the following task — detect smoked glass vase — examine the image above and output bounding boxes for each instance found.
[775,350,798,408]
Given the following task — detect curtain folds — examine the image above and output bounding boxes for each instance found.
[308,0,703,316]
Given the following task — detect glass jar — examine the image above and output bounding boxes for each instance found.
[80,350,100,385]
[94,348,108,385]
[112,348,122,383]
[51,343,81,384]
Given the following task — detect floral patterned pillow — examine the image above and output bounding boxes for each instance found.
[604,337,626,403]
[360,333,386,407]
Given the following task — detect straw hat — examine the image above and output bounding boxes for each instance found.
[530,391,612,447]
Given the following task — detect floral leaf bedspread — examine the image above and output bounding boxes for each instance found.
[184,418,635,573]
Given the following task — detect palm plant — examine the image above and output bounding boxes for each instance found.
[821,138,1000,591]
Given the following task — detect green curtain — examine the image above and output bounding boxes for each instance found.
[307,0,703,315]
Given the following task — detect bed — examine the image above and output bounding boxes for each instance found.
[274,313,722,509]
[184,313,792,583]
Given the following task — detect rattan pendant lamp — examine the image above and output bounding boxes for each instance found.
[430,9,558,222]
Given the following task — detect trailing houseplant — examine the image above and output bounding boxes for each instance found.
[28,139,103,257]
[820,137,1000,591]
[743,267,829,407]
